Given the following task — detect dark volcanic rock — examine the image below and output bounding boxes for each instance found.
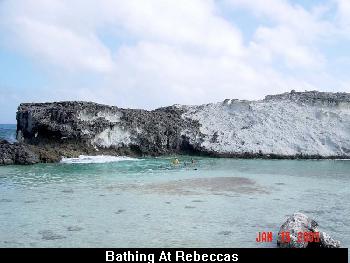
[265,90,350,106]
[16,101,201,157]
[0,140,39,165]
[277,213,340,248]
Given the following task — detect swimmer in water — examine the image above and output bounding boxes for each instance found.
[172,158,180,165]
[190,158,198,170]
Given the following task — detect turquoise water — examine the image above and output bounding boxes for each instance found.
[0,156,349,248]
[0,124,16,142]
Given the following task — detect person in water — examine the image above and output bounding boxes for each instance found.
[172,158,180,165]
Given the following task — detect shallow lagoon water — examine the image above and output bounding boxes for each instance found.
[0,156,349,247]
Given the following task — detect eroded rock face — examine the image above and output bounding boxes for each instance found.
[277,213,340,248]
[13,91,350,163]
[16,101,201,157]
[183,91,350,158]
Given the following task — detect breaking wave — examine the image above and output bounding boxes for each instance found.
[60,155,141,164]
[0,124,17,143]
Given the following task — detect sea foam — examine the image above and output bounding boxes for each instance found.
[60,155,140,164]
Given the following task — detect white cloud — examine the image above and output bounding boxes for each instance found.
[0,0,349,115]
[111,0,245,57]
[249,25,326,69]
[226,0,335,69]
[1,0,114,73]
[336,0,350,26]
[12,17,114,72]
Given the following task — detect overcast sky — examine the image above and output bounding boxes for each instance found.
[1,0,350,123]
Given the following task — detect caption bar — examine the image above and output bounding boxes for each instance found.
[0,248,347,263]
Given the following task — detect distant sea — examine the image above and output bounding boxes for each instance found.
[0,124,16,143]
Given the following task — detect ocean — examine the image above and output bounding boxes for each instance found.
[0,124,349,247]
[0,124,17,143]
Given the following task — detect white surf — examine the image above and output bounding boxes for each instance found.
[60,155,140,164]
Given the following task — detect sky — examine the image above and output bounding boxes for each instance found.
[0,0,350,123]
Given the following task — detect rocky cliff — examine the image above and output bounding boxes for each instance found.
[8,90,350,163]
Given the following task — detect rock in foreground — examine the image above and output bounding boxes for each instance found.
[0,139,64,165]
[0,140,39,165]
[277,212,340,248]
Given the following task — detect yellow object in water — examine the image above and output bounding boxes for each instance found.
[172,158,180,165]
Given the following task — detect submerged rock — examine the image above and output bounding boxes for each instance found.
[277,212,340,248]
[39,230,66,240]
[66,226,83,232]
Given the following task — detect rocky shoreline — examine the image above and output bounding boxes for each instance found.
[1,90,350,165]
[0,140,40,165]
